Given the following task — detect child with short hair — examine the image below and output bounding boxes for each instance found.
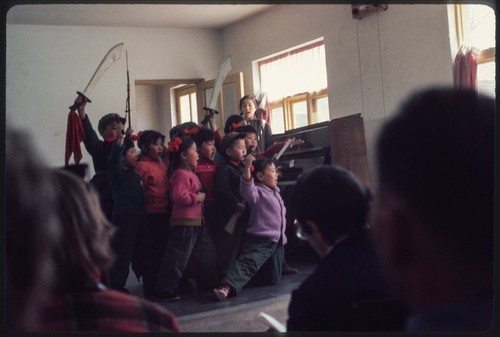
[214,154,287,301]
[136,130,169,298]
[213,132,250,277]
[153,135,205,301]
[72,95,127,220]
[238,124,304,160]
[107,131,145,293]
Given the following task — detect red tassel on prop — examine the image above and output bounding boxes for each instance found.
[65,111,85,167]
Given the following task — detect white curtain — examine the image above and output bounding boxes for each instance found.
[259,43,327,102]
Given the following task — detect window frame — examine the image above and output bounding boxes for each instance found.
[175,84,198,124]
[454,4,495,64]
[270,89,329,133]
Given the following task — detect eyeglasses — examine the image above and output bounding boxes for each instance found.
[294,219,308,241]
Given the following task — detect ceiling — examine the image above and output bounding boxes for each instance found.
[6,4,275,30]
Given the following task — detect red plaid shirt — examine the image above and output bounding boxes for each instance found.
[38,289,179,332]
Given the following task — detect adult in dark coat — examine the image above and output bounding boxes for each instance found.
[287,165,407,331]
[371,87,494,331]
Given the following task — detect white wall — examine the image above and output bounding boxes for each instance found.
[222,4,454,184]
[7,4,454,184]
[6,24,222,171]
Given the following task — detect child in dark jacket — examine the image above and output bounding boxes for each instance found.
[214,155,287,301]
[107,131,145,293]
[72,95,126,221]
[213,132,250,277]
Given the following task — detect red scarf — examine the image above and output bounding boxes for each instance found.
[65,111,85,166]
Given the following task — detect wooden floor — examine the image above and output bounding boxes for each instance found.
[125,244,319,332]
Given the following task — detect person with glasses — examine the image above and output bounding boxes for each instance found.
[286,165,406,331]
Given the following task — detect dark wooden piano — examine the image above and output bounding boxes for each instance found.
[272,113,371,255]
[272,113,370,187]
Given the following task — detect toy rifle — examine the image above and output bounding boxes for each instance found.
[125,50,131,129]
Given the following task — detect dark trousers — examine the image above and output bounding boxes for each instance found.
[183,225,219,289]
[223,234,283,294]
[90,173,114,222]
[154,225,199,295]
[141,213,169,298]
[108,213,144,290]
[211,219,247,279]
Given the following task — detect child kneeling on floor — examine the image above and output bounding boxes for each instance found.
[214,154,287,301]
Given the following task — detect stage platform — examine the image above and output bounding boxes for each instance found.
[125,245,319,332]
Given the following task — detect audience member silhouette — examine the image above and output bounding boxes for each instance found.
[286,165,406,331]
[371,87,494,331]
[6,128,61,331]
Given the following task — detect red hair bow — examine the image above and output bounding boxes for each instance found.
[184,127,200,135]
[168,137,182,152]
[231,123,241,131]
[130,131,143,142]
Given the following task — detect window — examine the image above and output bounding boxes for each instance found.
[175,85,198,124]
[455,4,495,97]
[257,39,329,132]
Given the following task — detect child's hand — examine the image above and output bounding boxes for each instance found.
[235,202,246,212]
[125,126,134,136]
[116,130,125,145]
[244,154,255,168]
[196,192,206,203]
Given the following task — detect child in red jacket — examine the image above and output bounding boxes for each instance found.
[136,130,169,298]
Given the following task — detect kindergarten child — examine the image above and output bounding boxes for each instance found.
[136,130,169,298]
[72,95,126,220]
[223,114,247,135]
[153,135,205,301]
[213,132,250,277]
[107,131,145,293]
[214,155,287,301]
[182,128,220,289]
[238,124,304,160]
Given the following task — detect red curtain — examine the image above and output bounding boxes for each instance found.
[453,46,478,91]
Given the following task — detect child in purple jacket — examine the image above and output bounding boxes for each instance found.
[213,154,287,301]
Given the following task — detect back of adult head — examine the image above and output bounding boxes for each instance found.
[289,165,371,244]
[6,128,61,330]
[375,87,494,269]
[50,169,115,292]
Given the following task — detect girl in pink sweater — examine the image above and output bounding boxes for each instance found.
[153,135,205,302]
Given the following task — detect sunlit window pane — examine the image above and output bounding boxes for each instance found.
[190,93,198,123]
[477,61,495,98]
[180,95,191,123]
[315,97,330,123]
[292,101,308,128]
[466,5,495,50]
[271,106,285,134]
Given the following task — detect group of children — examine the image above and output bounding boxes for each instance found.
[73,94,292,302]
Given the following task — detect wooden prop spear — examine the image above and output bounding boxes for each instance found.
[125,50,131,129]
